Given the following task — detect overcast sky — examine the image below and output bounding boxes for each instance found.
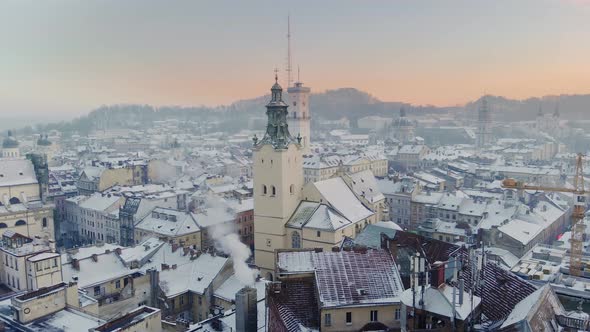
[1,0,589,116]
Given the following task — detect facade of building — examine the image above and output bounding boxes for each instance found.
[271,249,404,332]
[0,231,59,292]
[0,158,55,240]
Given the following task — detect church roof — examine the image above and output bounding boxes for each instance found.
[287,201,353,231]
[312,177,374,223]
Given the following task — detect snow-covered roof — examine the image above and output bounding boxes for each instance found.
[398,144,426,154]
[498,219,544,245]
[62,243,124,262]
[304,205,351,231]
[78,193,121,212]
[135,207,200,237]
[0,159,38,187]
[158,253,228,297]
[277,250,315,274]
[28,252,60,262]
[277,250,403,308]
[193,206,235,228]
[213,274,267,303]
[61,252,131,288]
[400,286,481,320]
[500,285,546,329]
[346,170,385,203]
[312,177,374,223]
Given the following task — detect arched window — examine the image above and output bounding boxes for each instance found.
[15,220,26,226]
[262,185,267,195]
[42,218,47,228]
[9,197,20,205]
[271,186,276,196]
[291,232,301,249]
[0,223,7,229]
[290,184,294,195]
[265,272,274,281]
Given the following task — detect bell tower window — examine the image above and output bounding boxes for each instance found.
[262,185,267,195]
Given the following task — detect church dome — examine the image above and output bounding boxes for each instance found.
[2,131,19,148]
[37,134,52,146]
[393,108,413,127]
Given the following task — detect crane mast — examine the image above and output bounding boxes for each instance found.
[501,153,587,276]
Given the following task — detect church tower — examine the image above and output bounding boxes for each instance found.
[287,80,311,153]
[476,97,492,151]
[2,131,20,159]
[253,74,303,279]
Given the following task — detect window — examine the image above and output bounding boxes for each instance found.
[42,218,47,228]
[15,220,26,226]
[115,280,121,289]
[271,186,276,196]
[291,232,301,249]
[370,310,378,322]
[395,308,401,320]
[263,185,267,195]
[316,231,321,237]
[346,312,352,324]
[180,295,184,305]
[324,313,332,326]
[36,263,42,272]
[171,299,175,309]
[290,184,294,195]
[94,286,101,296]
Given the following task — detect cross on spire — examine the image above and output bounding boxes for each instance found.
[274,68,279,83]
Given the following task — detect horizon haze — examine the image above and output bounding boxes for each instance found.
[1,0,590,117]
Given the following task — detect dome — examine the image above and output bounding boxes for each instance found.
[2,131,18,148]
[393,117,413,127]
[37,134,52,146]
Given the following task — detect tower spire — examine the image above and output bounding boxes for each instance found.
[257,74,297,149]
[286,14,292,88]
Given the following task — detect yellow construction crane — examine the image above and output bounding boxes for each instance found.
[502,153,587,276]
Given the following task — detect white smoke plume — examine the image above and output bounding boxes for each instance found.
[210,222,257,286]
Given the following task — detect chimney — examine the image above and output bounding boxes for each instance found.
[161,263,169,270]
[331,246,340,252]
[71,258,80,270]
[458,279,464,305]
[172,264,177,270]
[172,243,179,253]
[147,268,160,308]
[91,254,98,262]
[235,287,257,332]
[115,247,122,255]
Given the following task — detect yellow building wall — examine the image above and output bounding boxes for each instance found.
[321,304,401,332]
[0,206,55,240]
[13,287,67,323]
[253,144,303,278]
[0,183,41,202]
